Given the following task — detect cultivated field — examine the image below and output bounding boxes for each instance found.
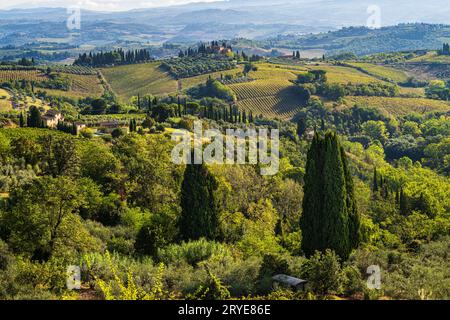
[41,73,104,99]
[342,96,450,116]
[0,69,47,82]
[346,62,409,83]
[407,51,450,63]
[0,88,12,111]
[100,62,178,102]
[179,67,244,90]
[307,65,386,84]
[228,64,306,120]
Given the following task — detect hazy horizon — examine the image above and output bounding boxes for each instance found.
[0,0,226,11]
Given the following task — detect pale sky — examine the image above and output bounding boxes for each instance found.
[0,0,224,11]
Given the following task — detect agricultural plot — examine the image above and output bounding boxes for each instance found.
[101,62,178,102]
[398,86,425,97]
[346,62,409,83]
[228,64,307,120]
[307,65,386,85]
[251,63,302,80]
[342,96,450,117]
[47,65,97,75]
[12,93,50,111]
[236,90,304,120]
[36,73,104,99]
[0,69,47,82]
[161,57,236,79]
[407,51,450,63]
[179,67,244,90]
[0,88,12,111]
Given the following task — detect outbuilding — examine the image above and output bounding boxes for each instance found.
[271,274,308,292]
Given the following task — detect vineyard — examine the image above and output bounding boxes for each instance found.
[236,91,304,120]
[45,65,97,75]
[229,79,293,100]
[228,64,307,120]
[101,62,178,102]
[0,69,47,82]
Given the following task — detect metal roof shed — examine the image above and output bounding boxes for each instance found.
[272,274,308,292]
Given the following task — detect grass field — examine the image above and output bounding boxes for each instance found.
[100,62,178,102]
[342,96,450,116]
[347,62,409,83]
[0,88,12,111]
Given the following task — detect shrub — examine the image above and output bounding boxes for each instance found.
[300,249,343,296]
[158,238,231,267]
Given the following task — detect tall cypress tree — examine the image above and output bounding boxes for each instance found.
[179,160,221,241]
[300,132,360,260]
[399,188,409,216]
[372,167,378,192]
[19,112,25,127]
[27,106,42,128]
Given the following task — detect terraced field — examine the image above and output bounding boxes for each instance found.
[342,96,450,117]
[100,62,178,102]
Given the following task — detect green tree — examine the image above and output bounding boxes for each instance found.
[27,106,42,128]
[300,132,360,260]
[362,120,389,144]
[3,176,96,260]
[179,161,221,241]
[39,135,80,177]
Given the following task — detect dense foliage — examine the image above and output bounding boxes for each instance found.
[161,57,236,79]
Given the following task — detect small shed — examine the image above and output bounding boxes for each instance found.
[272,274,308,292]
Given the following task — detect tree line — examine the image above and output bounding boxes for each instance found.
[74,48,153,67]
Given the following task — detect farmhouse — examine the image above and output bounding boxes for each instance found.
[42,109,64,128]
[74,122,86,134]
[98,120,121,133]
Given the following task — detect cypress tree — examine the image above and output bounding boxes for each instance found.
[300,132,359,260]
[372,167,378,192]
[27,106,41,128]
[297,117,306,138]
[71,123,77,136]
[19,112,25,127]
[179,160,221,241]
[399,188,409,216]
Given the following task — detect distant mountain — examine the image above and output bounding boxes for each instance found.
[266,24,450,56]
[0,1,449,51]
